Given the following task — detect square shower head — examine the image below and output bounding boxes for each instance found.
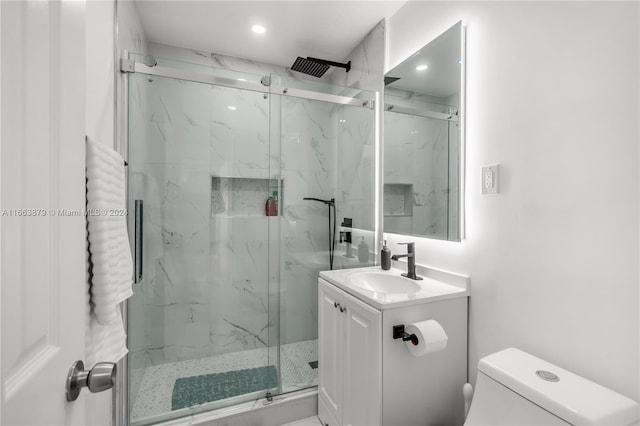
[291,57,331,78]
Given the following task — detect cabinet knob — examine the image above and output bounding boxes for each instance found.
[334,301,340,309]
[340,306,346,313]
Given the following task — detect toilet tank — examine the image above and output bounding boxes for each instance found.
[465,348,640,426]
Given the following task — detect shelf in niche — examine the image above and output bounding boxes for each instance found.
[211,176,283,218]
[383,183,413,217]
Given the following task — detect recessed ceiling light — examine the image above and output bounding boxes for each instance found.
[228,106,236,110]
[416,64,428,71]
[251,25,266,34]
[237,78,247,82]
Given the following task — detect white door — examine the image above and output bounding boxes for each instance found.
[342,292,382,426]
[1,1,88,425]
[318,279,343,426]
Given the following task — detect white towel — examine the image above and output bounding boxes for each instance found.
[86,137,133,363]
[86,307,128,367]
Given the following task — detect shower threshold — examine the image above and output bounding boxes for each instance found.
[130,339,318,425]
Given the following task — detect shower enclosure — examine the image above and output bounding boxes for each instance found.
[124,54,376,425]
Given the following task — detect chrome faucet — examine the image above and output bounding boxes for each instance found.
[391,242,423,280]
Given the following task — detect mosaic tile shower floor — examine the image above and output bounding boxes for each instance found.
[131,339,318,422]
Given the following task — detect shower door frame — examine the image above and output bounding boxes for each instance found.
[121,58,373,108]
[118,54,380,426]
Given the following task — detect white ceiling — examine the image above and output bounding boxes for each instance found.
[134,1,407,69]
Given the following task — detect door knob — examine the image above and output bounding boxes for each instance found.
[66,360,116,401]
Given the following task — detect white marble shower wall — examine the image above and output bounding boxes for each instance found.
[329,19,382,258]
[278,96,337,345]
[277,98,377,345]
[384,88,457,239]
[209,85,276,359]
[336,105,375,246]
[384,111,449,238]
[329,20,385,94]
[147,42,334,89]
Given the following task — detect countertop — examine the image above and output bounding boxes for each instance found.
[319,262,470,310]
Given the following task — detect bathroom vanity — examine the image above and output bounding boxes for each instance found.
[318,265,469,426]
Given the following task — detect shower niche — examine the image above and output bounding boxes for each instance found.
[211,176,284,217]
[383,183,413,217]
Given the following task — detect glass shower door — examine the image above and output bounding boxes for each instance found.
[127,69,278,425]
[125,55,378,423]
[275,92,376,394]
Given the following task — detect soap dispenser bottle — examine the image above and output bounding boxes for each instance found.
[358,237,369,263]
[381,240,391,270]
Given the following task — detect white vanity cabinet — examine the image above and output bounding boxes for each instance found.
[318,266,469,426]
[318,278,382,426]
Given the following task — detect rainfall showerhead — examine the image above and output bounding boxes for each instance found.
[291,57,351,78]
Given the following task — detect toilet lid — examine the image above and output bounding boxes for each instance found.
[478,348,639,425]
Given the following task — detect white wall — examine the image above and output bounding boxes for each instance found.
[86,0,115,148]
[386,1,639,402]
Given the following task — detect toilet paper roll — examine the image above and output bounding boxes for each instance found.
[405,320,448,357]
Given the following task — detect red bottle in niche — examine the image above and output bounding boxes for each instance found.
[265,191,278,216]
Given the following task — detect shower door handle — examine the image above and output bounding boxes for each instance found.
[134,199,143,283]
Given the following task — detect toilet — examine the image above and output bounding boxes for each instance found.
[464,348,640,425]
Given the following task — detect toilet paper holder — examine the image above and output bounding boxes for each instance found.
[393,324,419,346]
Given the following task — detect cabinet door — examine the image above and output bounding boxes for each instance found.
[342,292,382,426]
[318,279,343,426]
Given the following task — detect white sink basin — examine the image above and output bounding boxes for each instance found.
[346,271,422,294]
[320,266,470,309]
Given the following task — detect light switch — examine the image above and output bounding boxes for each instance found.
[482,164,499,195]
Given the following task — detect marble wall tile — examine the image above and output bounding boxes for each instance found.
[384,111,450,239]
[209,84,271,178]
[278,96,337,345]
[448,121,460,240]
[147,42,334,88]
[384,80,462,240]
[327,19,383,258]
[329,19,385,94]
[336,105,376,236]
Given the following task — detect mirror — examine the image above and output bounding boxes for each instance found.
[383,21,464,241]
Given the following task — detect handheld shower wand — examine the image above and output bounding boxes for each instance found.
[302,197,335,205]
[303,197,337,270]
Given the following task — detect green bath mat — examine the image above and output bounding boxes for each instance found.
[171,365,278,410]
